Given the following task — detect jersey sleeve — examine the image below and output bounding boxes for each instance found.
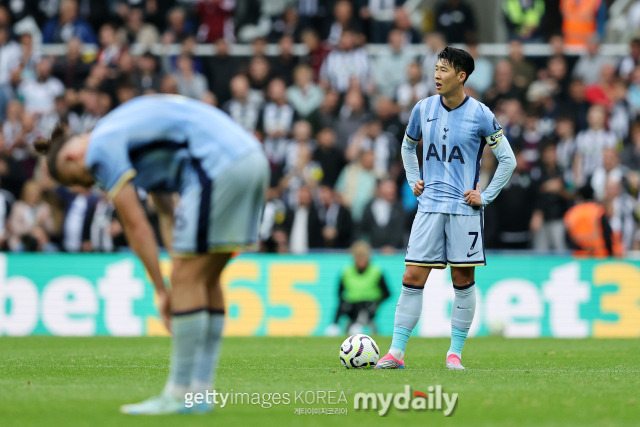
[477,105,516,206]
[405,100,423,143]
[478,106,504,149]
[85,138,136,198]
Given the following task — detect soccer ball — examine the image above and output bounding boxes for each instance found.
[339,334,380,369]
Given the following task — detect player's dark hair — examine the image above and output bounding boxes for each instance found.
[33,122,69,181]
[437,47,475,84]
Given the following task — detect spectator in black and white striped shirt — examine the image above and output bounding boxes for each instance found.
[574,104,617,189]
[372,28,414,98]
[319,29,371,94]
[335,88,370,151]
[397,61,429,123]
[222,74,264,133]
[359,0,403,44]
[325,0,364,46]
[261,77,298,180]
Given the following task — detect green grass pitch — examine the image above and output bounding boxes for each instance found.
[0,337,638,426]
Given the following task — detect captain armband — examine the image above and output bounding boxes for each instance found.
[485,129,504,149]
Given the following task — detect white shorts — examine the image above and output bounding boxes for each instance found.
[172,149,269,256]
[405,211,485,268]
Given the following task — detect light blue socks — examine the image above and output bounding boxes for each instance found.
[164,309,208,399]
[164,309,226,399]
[191,310,225,394]
[390,284,424,359]
[448,282,477,358]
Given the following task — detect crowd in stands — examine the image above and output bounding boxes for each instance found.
[0,0,639,255]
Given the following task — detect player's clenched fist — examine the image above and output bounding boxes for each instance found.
[413,180,424,196]
[464,184,482,206]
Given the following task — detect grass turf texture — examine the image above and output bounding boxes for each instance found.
[0,337,638,427]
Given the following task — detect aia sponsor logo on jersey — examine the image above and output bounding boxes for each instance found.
[425,143,465,164]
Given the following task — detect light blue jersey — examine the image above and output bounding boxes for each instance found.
[405,95,505,216]
[85,95,261,197]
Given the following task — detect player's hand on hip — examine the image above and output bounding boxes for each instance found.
[413,180,424,196]
[464,184,483,207]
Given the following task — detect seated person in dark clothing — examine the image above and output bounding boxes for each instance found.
[326,241,390,335]
[360,179,405,251]
[317,185,352,249]
[56,186,98,252]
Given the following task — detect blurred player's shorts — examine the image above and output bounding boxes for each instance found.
[172,150,270,256]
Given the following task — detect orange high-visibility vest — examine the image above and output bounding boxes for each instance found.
[564,202,622,257]
[560,0,601,47]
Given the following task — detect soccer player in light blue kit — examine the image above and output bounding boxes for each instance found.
[376,47,516,370]
[35,95,269,413]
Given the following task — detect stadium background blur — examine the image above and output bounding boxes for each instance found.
[0,0,637,256]
[1,4,639,425]
[0,0,639,340]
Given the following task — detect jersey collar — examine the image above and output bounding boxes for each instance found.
[440,94,469,112]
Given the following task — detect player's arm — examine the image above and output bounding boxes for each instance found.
[402,100,423,195]
[87,141,170,314]
[480,131,516,206]
[112,183,170,329]
[113,184,165,295]
[467,108,516,207]
[402,135,421,192]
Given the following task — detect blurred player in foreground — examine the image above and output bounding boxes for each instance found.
[36,95,269,414]
[376,47,516,371]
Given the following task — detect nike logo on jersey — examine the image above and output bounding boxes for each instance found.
[467,251,479,257]
[427,117,438,122]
